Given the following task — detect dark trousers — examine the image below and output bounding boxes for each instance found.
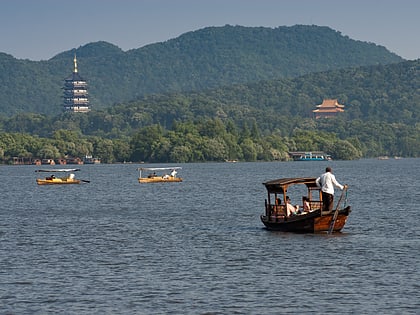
[322,191,334,212]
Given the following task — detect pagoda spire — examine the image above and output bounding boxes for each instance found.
[73,54,78,73]
[63,55,90,112]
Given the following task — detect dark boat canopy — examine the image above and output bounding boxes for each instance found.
[263,177,318,194]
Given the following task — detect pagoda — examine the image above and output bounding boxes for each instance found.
[312,99,345,119]
[63,54,90,112]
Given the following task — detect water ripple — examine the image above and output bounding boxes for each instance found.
[0,160,419,314]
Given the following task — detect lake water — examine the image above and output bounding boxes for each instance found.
[1,159,419,314]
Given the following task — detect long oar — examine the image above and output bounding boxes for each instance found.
[328,186,348,234]
[80,179,91,183]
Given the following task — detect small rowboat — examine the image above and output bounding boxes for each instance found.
[260,177,351,233]
[35,168,88,185]
[137,167,183,183]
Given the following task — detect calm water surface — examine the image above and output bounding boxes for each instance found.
[1,159,419,314]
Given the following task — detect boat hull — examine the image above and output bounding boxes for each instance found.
[260,207,351,233]
[36,178,81,185]
[138,176,183,183]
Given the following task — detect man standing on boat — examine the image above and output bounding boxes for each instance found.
[316,167,347,212]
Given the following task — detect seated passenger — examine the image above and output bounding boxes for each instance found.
[302,196,311,213]
[285,196,299,216]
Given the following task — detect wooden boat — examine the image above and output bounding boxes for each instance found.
[260,177,351,233]
[35,168,88,185]
[138,167,183,183]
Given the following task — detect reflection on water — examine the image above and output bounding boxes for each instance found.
[0,159,419,314]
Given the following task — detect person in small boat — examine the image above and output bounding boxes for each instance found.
[170,169,177,177]
[302,196,311,213]
[285,196,299,216]
[46,174,55,180]
[147,172,156,178]
[316,167,347,212]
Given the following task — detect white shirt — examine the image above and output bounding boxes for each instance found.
[316,172,343,195]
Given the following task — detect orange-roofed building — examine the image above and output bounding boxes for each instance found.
[313,99,345,119]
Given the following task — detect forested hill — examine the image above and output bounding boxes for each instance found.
[0,24,403,116]
[2,59,418,137]
[92,59,420,131]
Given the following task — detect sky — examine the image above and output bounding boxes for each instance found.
[1,0,419,61]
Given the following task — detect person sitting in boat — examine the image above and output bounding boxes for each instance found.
[302,196,311,213]
[46,174,55,180]
[163,174,170,179]
[285,196,299,216]
[147,172,157,178]
[170,169,177,177]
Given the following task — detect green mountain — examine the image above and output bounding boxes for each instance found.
[0,25,403,116]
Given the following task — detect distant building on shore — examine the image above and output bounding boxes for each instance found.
[63,54,90,112]
[313,99,345,119]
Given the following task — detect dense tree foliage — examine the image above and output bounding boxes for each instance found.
[0,25,402,116]
[0,31,417,162]
[0,59,419,162]
[0,117,365,164]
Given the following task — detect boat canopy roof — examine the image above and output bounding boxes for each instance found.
[137,167,182,171]
[263,177,318,194]
[35,168,80,172]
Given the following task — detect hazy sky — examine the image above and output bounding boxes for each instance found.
[1,0,419,61]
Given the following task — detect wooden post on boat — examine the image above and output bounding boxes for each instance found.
[328,186,348,234]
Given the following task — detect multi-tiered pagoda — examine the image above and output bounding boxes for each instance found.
[63,55,90,112]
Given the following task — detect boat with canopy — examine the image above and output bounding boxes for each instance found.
[137,167,183,183]
[260,177,350,233]
[35,168,89,185]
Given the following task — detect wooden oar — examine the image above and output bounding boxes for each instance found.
[328,186,348,234]
[80,179,91,183]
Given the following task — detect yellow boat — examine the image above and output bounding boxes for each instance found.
[35,168,88,185]
[138,167,183,183]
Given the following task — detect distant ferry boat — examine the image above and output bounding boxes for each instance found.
[289,151,332,161]
[83,155,101,164]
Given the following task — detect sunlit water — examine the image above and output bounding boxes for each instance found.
[1,159,419,314]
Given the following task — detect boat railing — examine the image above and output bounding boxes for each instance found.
[265,199,286,219]
[309,201,322,211]
[265,199,286,222]
[266,199,324,215]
